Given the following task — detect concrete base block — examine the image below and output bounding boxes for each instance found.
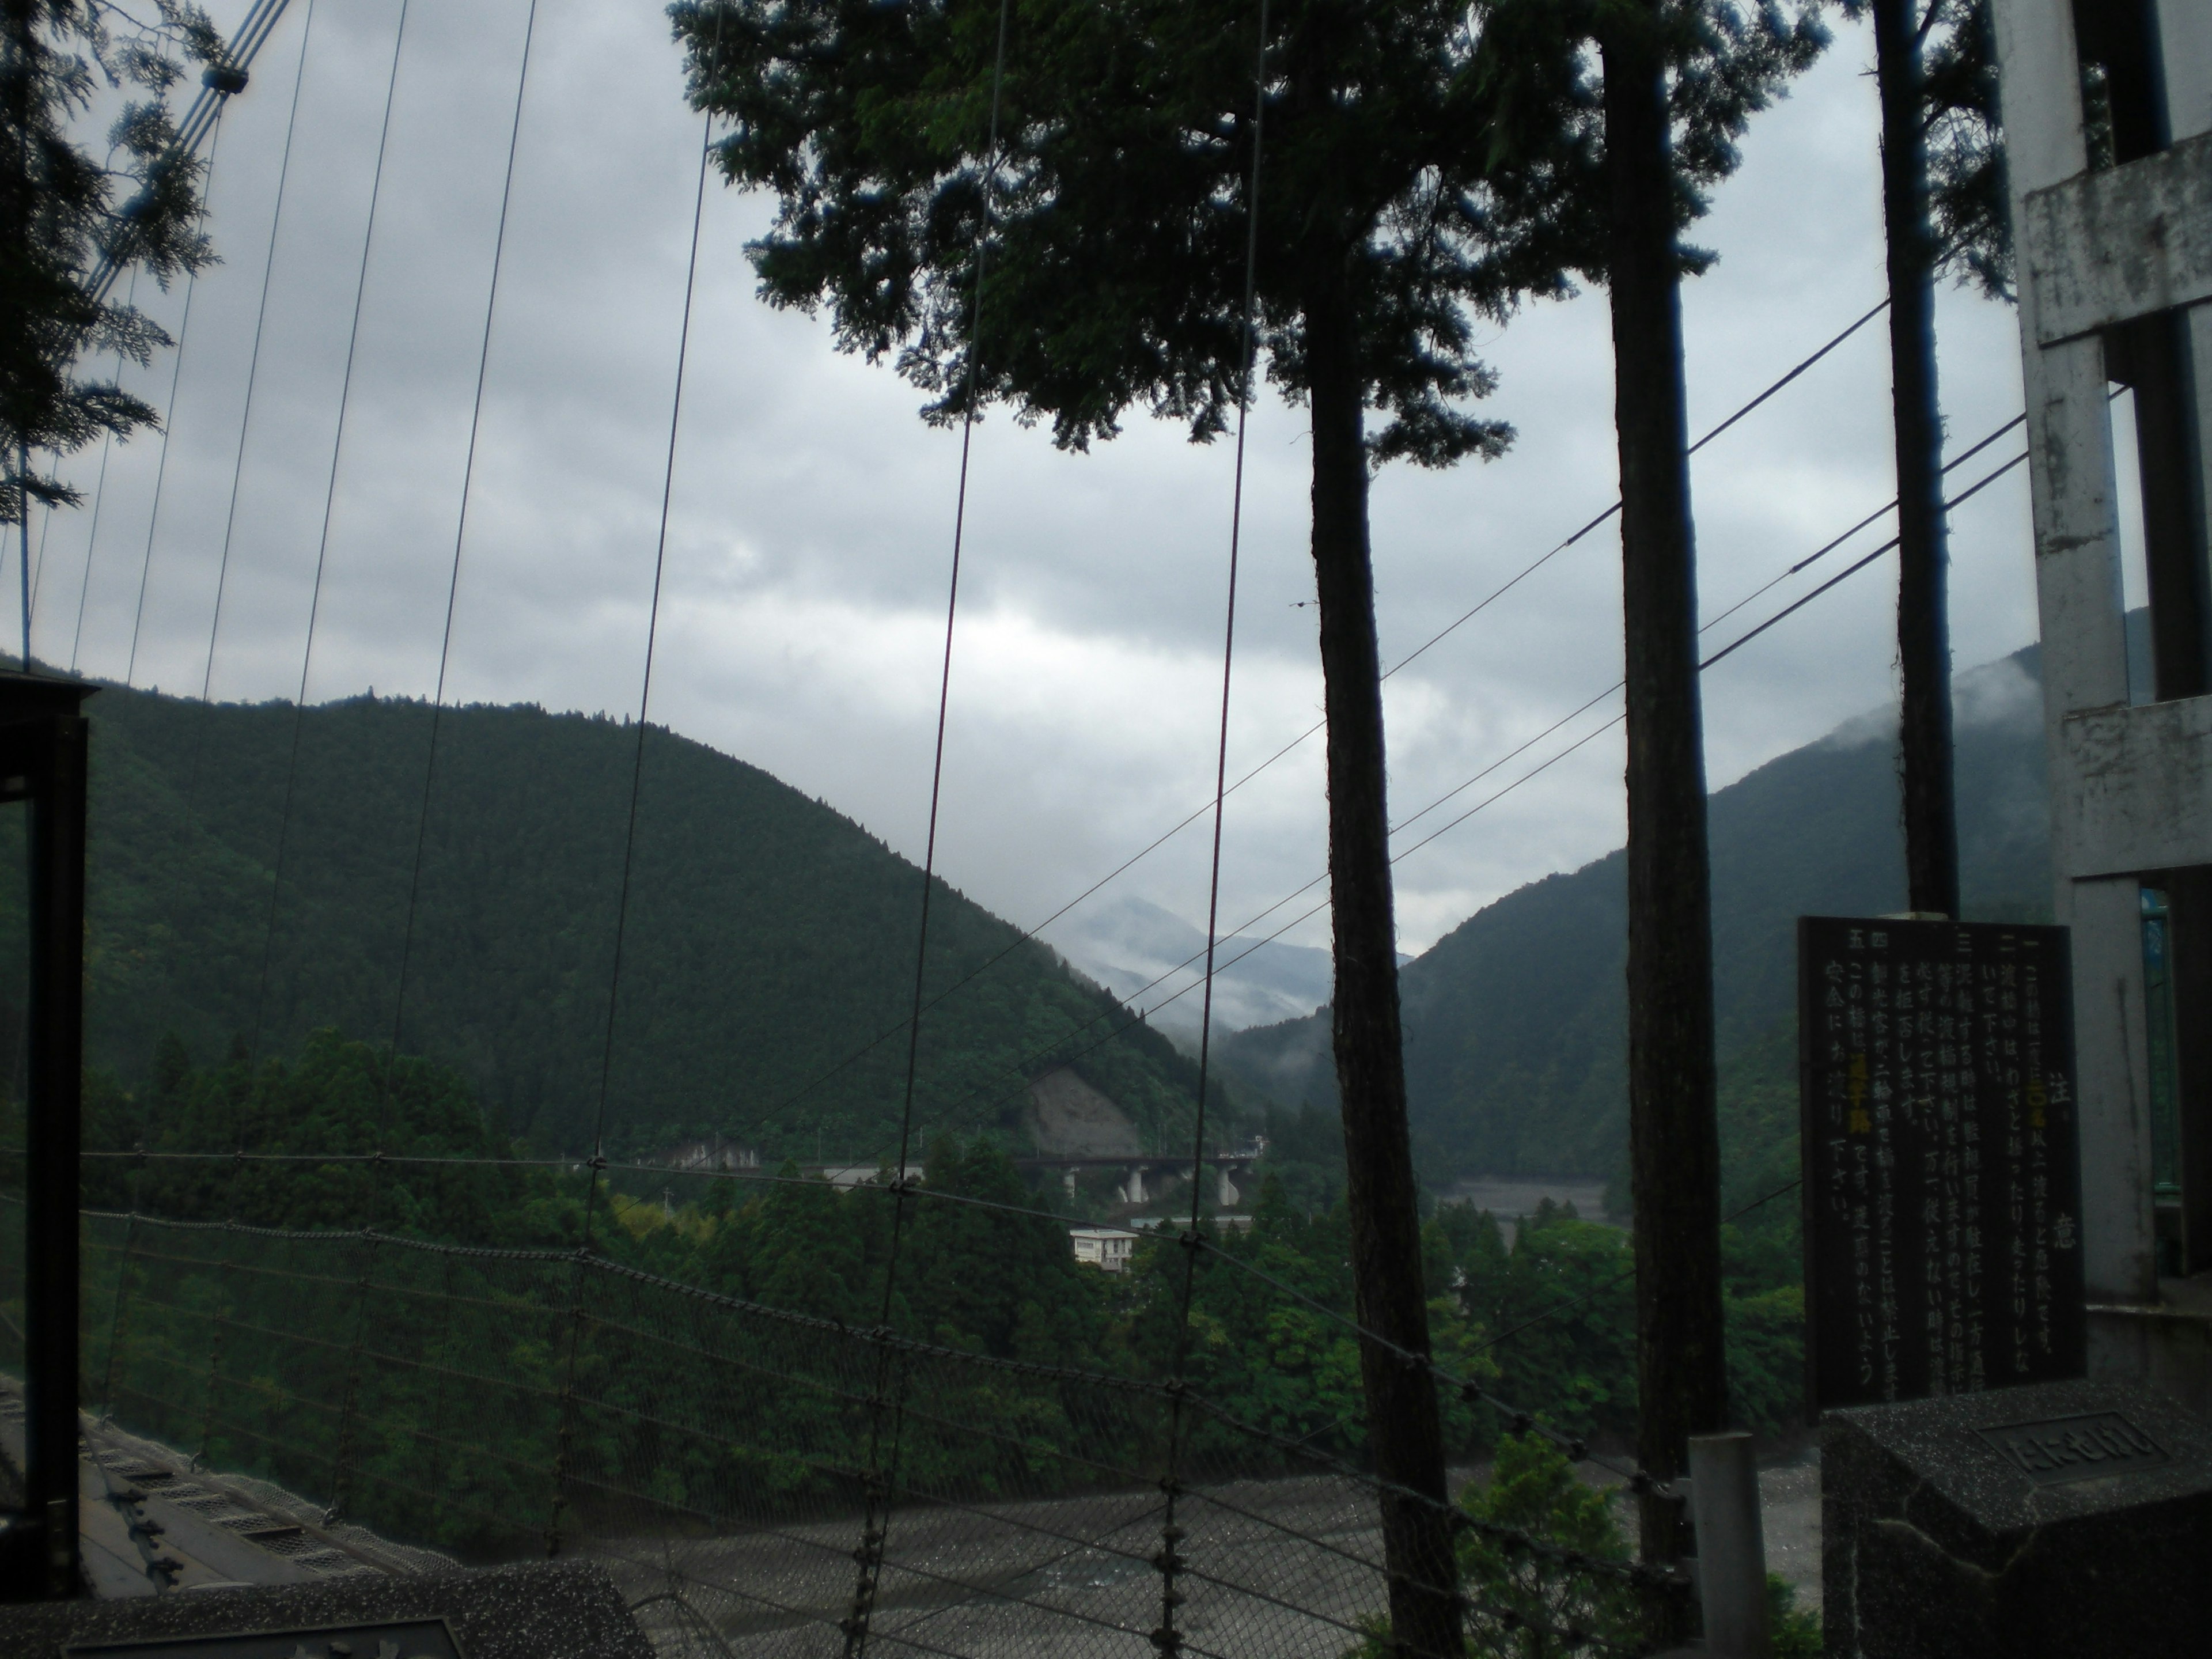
[1821,1378,2212,1658]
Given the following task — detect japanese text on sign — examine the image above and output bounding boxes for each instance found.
[1798,916,2084,1414]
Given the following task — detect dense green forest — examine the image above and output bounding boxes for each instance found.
[62,1034,1803,1568]
[0,681,1226,1162]
[1220,641,2059,1183]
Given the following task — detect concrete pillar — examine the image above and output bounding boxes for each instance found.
[1992,0,2157,1330]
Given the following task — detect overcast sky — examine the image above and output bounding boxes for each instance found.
[36,0,2112,975]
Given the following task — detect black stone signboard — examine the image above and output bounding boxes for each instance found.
[1798,916,2084,1414]
[1822,1378,2212,1659]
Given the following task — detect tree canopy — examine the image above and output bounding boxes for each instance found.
[676,0,1824,468]
[2,0,220,522]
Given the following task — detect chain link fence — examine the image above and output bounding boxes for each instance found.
[53,1200,1672,1658]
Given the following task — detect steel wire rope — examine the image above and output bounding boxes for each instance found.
[75,1199,1679,1604]
[842,6,1012,1652]
[66,266,138,673]
[247,0,414,1067]
[89,116,232,1434]
[12,444,27,667]
[865,419,2043,1156]
[105,1251,1576,1659]
[24,490,54,647]
[197,0,320,710]
[858,414,2015,1427]
[233,0,415,1522]
[92,1149,149,1423]
[768,437,2043,1490]
[325,0,546,1531]
[1155,7,1270,1654]
[550,0,726,1559]
[124,105,228,687]
[704,299,1896,1147]
[378,0,540,1211]
[82,430,2027,1564]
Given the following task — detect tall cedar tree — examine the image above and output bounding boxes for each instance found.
[676,5,1559,1647]
[1475,0,1823,1574]
[2,1,218,528]
[1849,0,2008,920]
[675,0,1814,1633]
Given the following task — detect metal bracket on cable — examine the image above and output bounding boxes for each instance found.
[87,0,297,303]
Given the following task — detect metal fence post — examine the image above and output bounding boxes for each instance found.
[1686,1431,1770,1659]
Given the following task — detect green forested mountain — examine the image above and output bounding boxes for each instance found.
[1219,642,2058,1185]
[15,682,1214,1158]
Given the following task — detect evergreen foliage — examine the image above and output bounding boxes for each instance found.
[2,0,220,521]
[1915,0,2010,299]
[1220,643,2053,1181]
[65,1039,1809,1581]
[1456,1434,1643,1658]
[10,681,1217,1161]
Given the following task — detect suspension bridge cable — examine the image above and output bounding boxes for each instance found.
[200,0,320,704]
[1697,411,2024,639]
[551,0,727,1560]
[611,393,2019,1180]
[25,490,54,641]
[1158,7,1270,1654]
[126,108,227,688]
[1393,411,2031,844]
[247,0,414,1063]
[384,0,540,1080]
[846,6,1013,1652]
[332,0,543,1529]
[712,302,1908,1143]
[855,434,2039,1164]
[67,267,136,675]
[1380,296,1890,685]
[13,447,28,669]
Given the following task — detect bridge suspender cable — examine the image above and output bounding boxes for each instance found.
[199,0,321,708]
[247,0,415,1065]
[852,429,2042,1171]
[842,0,1013,1648]
[1157,8,1271,1657]
[84,0,298,306]
[66,266,135,674]
[126,109,227,688]
[735,306,1898,1126]
[550,0,728,1565]
[385,0,542,1100]
[331,0,544,1534]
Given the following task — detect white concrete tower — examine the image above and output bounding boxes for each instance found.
[1992,0,2212,1408]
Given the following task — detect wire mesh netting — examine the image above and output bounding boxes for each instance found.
[55,1199,1669,1658]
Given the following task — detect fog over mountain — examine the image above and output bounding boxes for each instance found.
[1214,637,2062,1182]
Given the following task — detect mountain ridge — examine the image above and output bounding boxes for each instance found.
[1217,641,2056,1181]
[2,681,1221,1161]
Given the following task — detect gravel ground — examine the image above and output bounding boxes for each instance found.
[1761,1446,1823,1616]
[597,1450,1828,1659]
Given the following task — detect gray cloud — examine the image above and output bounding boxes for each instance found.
[36,2,2048,974]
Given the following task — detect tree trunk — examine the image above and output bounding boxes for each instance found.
[1306,264,1461,1659]
[1600,9,1729,1579]
[1874,0,1960,919]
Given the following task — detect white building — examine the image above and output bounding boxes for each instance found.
[1069,1226,1141,1272]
